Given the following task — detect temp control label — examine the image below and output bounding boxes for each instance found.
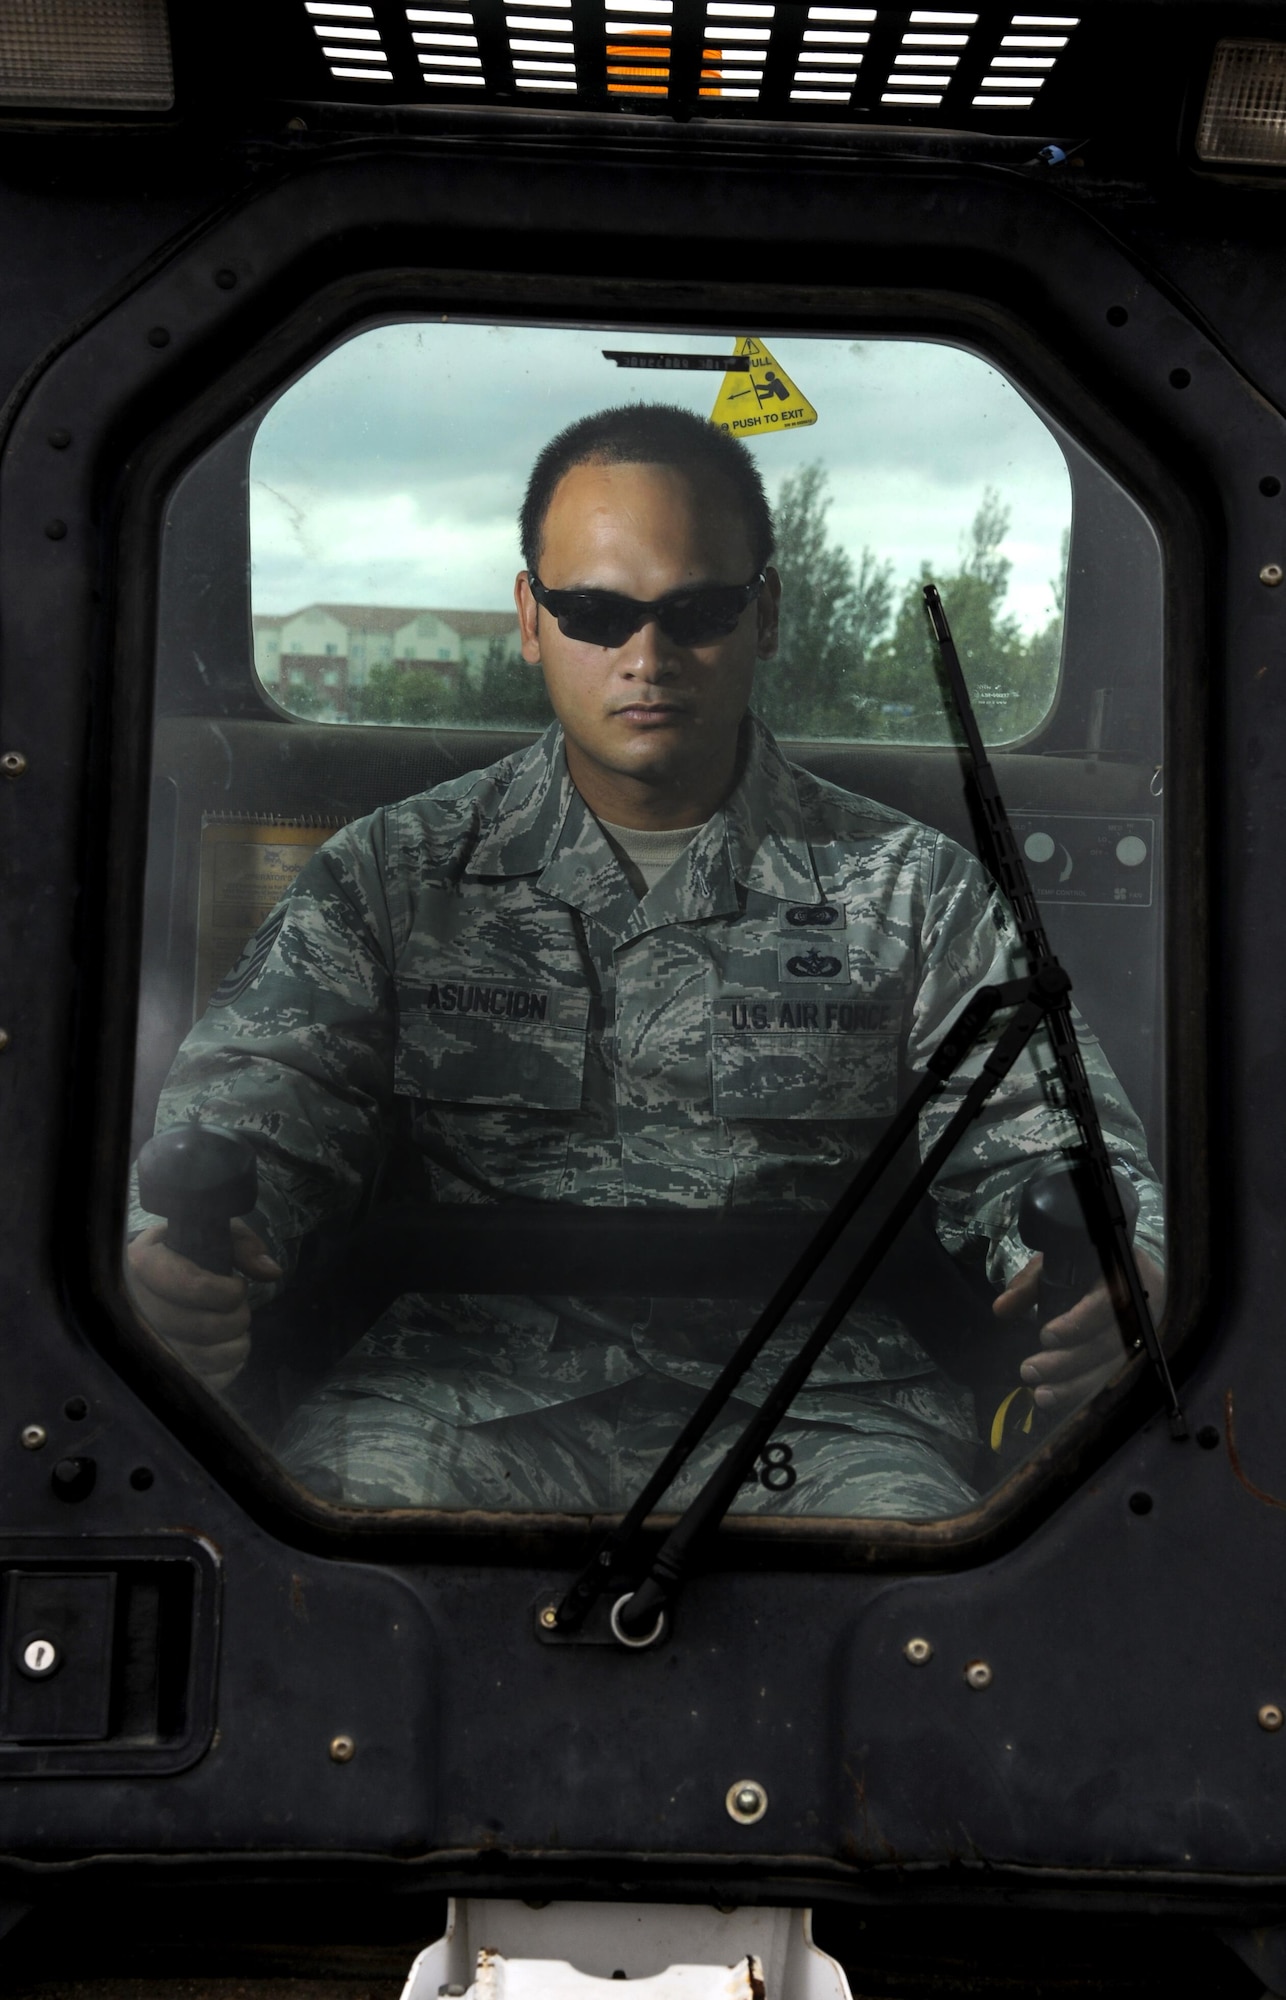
[1008,812,1156,908]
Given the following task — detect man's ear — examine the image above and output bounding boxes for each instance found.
[756,567,782,660]
[515,570,542,663]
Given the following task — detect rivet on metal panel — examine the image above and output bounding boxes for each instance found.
[44,519,66,540]
[539,1604,559,1630]
[47,428,71,449]
[904,1636,933,1665]
[1261,476,1282,497]
[147,326,171,348]
[0,750,25,776]
[130,1466,155,1490]
[1259,1704,1284,1733]
[1260,563,1283,587]
[964,1660,993,1690]
[1169,367,1191,389]
[1105,305,1128,326]
[329,1734,356,1763]
[20,1425,46,1450]
[726,1779,768,1824]
[0,1028,11,1051]
[214,269,237,290]
[1197,1425,1221,1450]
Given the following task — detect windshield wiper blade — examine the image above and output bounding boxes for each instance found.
[921,584,1183,1438]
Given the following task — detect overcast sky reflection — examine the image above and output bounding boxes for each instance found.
[249,322,1072,632]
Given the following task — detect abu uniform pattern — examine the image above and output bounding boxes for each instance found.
[131,719,1164,1513]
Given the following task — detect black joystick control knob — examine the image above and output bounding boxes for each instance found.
[136,1126,257,1276]
[1018,1161,1140,1325]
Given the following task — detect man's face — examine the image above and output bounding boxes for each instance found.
[514,459,779,807]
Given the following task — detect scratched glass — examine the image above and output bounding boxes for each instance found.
[124,314,1166,1535]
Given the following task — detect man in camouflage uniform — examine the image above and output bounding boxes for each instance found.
[128,404,1164,1517]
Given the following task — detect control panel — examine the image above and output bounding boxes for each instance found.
[1009,813,1156,908]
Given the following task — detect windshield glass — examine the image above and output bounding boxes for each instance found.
[249,325,1070,744]
[124,313,1166,1533]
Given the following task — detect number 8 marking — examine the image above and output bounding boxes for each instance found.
[758,1441,797,1491]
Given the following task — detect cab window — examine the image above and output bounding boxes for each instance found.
[126,310,1166,1535]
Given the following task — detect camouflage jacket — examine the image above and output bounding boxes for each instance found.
[135,717,1164,1435]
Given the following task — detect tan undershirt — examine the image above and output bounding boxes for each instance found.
[597,815,708,899]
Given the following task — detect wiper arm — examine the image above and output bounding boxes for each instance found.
[554,975,1025,1632]
[577,585,1183,1646]
[613,984,1057,1642]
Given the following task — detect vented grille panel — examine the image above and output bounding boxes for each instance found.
[609,0,670,98]
[310,1,394,80]
[290,0,1085,121]
[972,11,1076,106]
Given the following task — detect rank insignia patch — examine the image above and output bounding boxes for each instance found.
[210,910,286,1008]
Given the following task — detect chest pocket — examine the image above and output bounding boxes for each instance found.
[395,980,590,1110]
[711,991,899,1122]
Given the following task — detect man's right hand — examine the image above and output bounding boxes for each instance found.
[125,1221,282,1391]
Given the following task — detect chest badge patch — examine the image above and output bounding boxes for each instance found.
[784,947,843,980]
[783,902,843,930]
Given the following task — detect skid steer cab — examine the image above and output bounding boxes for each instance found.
[3,2,1284,1995]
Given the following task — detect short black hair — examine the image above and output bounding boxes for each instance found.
[519,402,775,574]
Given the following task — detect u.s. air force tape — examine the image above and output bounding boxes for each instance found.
[210,910,286,1008]
[717,994,895,1034]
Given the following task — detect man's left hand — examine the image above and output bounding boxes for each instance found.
[992,1248,1166,1415]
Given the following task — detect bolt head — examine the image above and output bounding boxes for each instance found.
[904,1637,933,1666]
[1260,1704,1284,1733]
[965,1660,994,1690]
[1,750,27,777]
[329,1734,356,1763]
[539,1605,559,1630]
[20,1424,46,1451]
[726,1780,768,1824]
[1261,563,1284,587]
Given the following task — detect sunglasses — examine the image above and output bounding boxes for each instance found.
[527,570,765,649]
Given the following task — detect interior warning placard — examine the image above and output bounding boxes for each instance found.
[195,819,340,1019]
[710,337,818,437]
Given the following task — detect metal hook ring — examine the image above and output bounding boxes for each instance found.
[610,1593,667,1650]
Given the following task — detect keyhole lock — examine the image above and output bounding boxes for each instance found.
[18,1635,59,1678]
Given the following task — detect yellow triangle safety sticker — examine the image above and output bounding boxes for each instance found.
[710,337,818,438]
